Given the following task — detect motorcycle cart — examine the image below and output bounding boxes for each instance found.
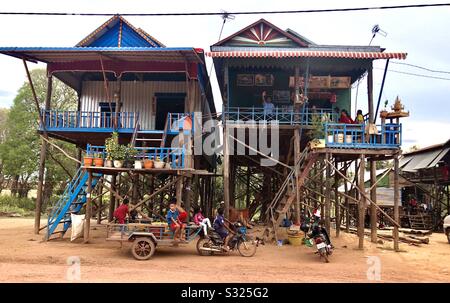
[106,222,203,260]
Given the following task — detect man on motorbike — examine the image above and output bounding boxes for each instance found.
[309,209,333,249]
[213,207,233,251]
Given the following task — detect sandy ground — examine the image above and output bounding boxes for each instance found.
[0,217,449,282]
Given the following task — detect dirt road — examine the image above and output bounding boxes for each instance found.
[0,218,449,282]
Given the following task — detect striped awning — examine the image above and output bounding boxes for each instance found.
[206,50,407,60]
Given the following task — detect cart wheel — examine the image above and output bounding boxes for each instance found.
[196,237,213,256]
[237,239,257,257]
[131,237,156,260]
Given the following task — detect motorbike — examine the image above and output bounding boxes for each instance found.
[308,223,333,263]
[196,221,262,257]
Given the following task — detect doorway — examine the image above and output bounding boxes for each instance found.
[154,93,186,130]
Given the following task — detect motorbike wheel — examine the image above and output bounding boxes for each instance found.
[196,237,213,256]
[319,248,329,263]
[237,238,257,257]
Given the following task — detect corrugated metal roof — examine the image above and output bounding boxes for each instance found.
[428,147,450,168]
[0,47,203,63]
[206,50,406,59]
[76,15,164,48]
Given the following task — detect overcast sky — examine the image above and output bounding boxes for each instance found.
[0,0,449,150]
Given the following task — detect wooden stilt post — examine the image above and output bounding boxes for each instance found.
[370,160,378,243]
[325,153,331,233]
[294,129,301,224]
[335,158,340,237]
[358,154,366,249]
[84,171,93,243]
[393,153,400,251]
[344,162,350,232]
[223,126,230,219]
[176,176,184,206]
[34,73,52,234]
[132,173,139,205]
[97,179,103,224]
[108,175,117,222]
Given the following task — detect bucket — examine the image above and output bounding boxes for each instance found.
[277,240,283,246]
[337,133,344,143]
[327,135,334,143]
[345,135,353,144]
[288,234,302,246]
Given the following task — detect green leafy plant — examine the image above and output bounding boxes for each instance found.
[125,144,138,161]
[308,113,325,139]
[105,132,119,160]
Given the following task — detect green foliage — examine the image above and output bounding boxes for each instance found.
[0,195,35,216]
[308,113,325,139]
[0,68,78,204]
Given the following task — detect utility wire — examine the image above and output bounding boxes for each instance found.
[374,67,450,80]
[0,3,449,16]
[390,61,450,75]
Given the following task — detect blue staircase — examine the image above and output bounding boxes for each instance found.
[45,167,103,240]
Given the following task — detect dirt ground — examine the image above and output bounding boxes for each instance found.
[0,217,449,282]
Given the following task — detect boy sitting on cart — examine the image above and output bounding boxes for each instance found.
[166,199,187,242]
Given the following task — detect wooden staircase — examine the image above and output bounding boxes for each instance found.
[407,212,433,230]
[263,146,318,241]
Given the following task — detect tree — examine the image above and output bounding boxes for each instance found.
[0,69,78,207]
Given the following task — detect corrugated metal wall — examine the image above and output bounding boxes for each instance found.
[80,81,201,130]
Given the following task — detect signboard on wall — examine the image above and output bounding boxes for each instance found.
[289,76,351,89]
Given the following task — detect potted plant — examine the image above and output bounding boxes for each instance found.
[83,152,94,167]
[93,152,104,167]
[105,132,118,167]
[143,156,154,169]
[123,144,137,168]
[105,154,113,167]
[154,156,165,169]
[308,113,326,147]
[111,144,126,168]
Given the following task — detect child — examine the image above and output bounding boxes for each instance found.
[166,198,186,241]
[355,109,364,124]
[193,207,212,237]
[113,198,130,234]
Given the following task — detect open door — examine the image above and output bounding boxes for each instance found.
[154,93,186,130]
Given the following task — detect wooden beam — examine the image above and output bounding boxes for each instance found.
[129,176,179,211]
[325,159,400,228]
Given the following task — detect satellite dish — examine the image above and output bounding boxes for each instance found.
[372,24,387,37]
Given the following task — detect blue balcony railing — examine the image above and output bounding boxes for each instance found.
[86,144,185,169]
[167,112,194,134]
[324,123,402,149]
[40,110,139,132]
[223,106,338,126]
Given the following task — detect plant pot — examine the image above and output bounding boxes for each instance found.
[134,160,143,169]
[94,158,104,167]
[154,161,165,169]
[143,159,154,169]
[83,157,93,167]
[105,159,113,167]
[113,160,123,168]
[380,110,388,118]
